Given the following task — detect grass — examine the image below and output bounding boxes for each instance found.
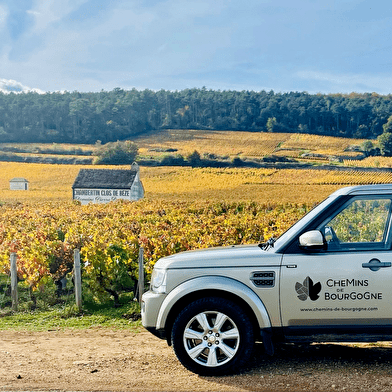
[0,304,142,331]
[0,276,142,331]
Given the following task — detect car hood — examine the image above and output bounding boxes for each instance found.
[154,244,281,270]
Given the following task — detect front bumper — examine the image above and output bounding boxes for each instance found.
[141,290,167,339]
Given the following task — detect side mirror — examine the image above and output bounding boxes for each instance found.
[299,230,326,251]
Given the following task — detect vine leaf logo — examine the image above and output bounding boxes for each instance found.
[295,277,321,301]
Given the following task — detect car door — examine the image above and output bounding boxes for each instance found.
[280,195,392,339]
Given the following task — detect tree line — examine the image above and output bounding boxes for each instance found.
[0,88,392,144]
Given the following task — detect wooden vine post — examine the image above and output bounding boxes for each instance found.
[74,249,82,311]
[138,247,144,305]
[10,252,18,311]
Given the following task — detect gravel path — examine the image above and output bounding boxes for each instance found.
[0,328,392,391]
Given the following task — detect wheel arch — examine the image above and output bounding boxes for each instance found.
[157,276,272,345]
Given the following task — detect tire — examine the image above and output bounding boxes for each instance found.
[171,297,254,376]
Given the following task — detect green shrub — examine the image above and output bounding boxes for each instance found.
[94,140,138,164]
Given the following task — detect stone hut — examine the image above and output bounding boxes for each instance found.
[9,178,29,190]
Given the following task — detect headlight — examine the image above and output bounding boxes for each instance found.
[150,268,167,293]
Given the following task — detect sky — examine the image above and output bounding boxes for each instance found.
[0,0,392,95]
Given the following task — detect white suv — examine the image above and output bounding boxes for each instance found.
[142,184,392,375]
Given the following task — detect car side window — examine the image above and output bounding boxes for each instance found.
[320,198,392,250]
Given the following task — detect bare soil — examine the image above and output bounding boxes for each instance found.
[1,328,392,392]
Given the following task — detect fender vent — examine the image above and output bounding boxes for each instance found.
[250,271,275,288]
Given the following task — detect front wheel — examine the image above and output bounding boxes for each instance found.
[171,297,254,375]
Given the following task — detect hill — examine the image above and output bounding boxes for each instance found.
[1,130,391,169]
[134,129,389,169]
[0,88,391,144]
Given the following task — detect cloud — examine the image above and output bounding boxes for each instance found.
[26,10,40,16]
[27,0,89,33]
[0,4,8,28]
[1,0,391,94]
[3,0,235,91]
[0,78,44,93]
[0,0,301,92]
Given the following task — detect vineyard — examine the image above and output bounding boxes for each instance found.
[345,156,392,168]
[136,130,289,159]
[0,130,381,167]
[2,162,392,204]
[0,200,306,302]
[1,160,392,309]
[135,130,369,162]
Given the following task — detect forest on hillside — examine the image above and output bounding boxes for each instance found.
[0,88,392,144]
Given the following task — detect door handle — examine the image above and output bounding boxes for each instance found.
[362,258,392,271]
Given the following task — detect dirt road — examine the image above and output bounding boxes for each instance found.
[1,328,392,391]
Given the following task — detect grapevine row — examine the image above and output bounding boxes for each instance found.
[0,200,307,302]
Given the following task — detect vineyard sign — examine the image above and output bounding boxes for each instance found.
[73,188,134,204]
[72,163,144,205]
